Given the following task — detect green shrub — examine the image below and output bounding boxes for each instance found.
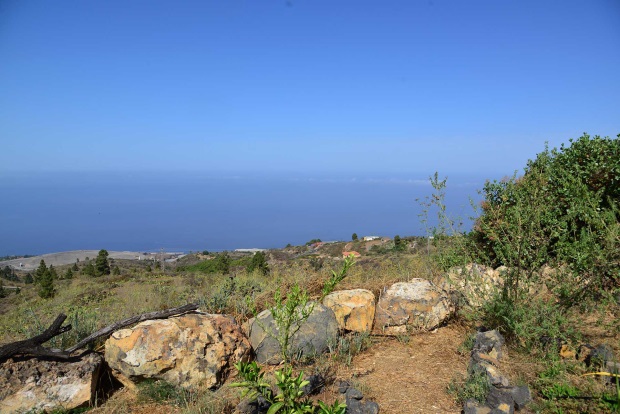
[477,292,580,353]
[247,251,270,275]
[472,133,620,300]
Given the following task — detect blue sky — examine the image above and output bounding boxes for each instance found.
[1,0,618,176]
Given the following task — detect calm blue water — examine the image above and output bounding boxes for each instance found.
[0,171,488,255]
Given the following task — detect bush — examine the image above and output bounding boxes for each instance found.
[472,133,620,300]
[247,251,269,275]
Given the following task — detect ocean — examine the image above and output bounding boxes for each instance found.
[0,171,489,255]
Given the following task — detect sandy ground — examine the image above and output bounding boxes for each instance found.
[0,250,160,271]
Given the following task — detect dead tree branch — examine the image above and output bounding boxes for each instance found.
[0,314,72,360]
[66,302,199,353]
[0,303,200,361]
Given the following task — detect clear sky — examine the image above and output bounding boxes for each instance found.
[1,0,618,176]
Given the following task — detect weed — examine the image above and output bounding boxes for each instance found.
[447,370,490,405]
[231,361,346,414]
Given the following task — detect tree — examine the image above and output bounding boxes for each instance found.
[49,265,58,281]
[95,249,110,276]
[37,267,55,299]
[247,251,269,275]
[64,268,73,280]
[83,262,96,277]
[72,262,79,271]
[394,235,403,250]
[352,233,358,241]
[35,260,47,284]
[24,273,34,284]
[112,265,121,275]
[214,252,231,274]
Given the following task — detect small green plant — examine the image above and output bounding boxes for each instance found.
[231,361,346,414]
[447,370,490,405]
[329,332,372,366]
[253,256,355,364]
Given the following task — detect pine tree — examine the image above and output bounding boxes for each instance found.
[49,265,58,280]
[64,267,73,279]
[352,233,358,241]
[95,249,110,276]
[38,267,55,299]
[72,262,79,271]
[24,273,34,284]
[35,260,47,284]
[112,266,121,275]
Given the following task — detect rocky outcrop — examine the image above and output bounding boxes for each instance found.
[374,279,453,335]
[440,264,504,309]
[248,302,339,365]
[0,352,103,413]
[105,313,251,389]
[323,289,376,333]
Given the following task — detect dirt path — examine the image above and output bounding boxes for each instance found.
[342,325,468,413]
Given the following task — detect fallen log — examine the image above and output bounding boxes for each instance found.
[0,302,200,361]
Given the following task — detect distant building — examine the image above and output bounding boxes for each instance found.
[363,236,380,241]
[235,248,267,253]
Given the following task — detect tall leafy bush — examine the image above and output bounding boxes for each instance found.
[472,133,620,300]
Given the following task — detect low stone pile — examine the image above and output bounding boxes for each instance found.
[463,330,531,414]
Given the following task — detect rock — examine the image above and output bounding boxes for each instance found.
[464,399,492,414]
[236,395,270,414]
[248,302,339,365]
[470,361,510,388]
[559,344,576,359]
[508,385,531,410]
[337,380,351,394]
[486,387,514,412]
[0,352,102,413]
[578,343,614,368]
[323,289,376,333]
[374,279,453,334]
[105,313,251,389]
[473,330,505,360]
[441,264,503,309]
[345,387,380,414]
[301,374,325,396]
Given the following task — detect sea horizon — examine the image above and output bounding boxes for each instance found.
[0,170,497,256]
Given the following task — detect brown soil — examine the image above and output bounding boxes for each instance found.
[339,325,468,413]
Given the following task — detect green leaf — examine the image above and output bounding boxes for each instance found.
[266,401,284,414]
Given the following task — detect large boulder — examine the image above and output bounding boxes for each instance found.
[0,352,102,413]
[440,264,504,309]
[248,302,338,365]
[105,313,251,389]
[323,289,375,333]
[374,279,453,335]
